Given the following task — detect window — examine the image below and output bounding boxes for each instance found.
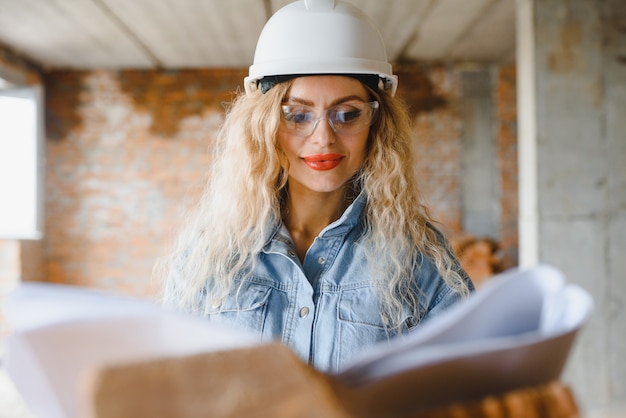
[0,84,43,239]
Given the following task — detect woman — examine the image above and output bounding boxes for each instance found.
[157,0,473,373]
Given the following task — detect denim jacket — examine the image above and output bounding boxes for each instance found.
[167,193,471,373]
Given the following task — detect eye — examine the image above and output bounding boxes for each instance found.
[282,106,314,124]
[331,106,363,125]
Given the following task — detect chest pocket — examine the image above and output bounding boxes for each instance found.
[337,285,418,369]
[205,281,272,336]
[339,286,417,330]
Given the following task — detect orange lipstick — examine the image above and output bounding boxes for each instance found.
[302,154,344,171]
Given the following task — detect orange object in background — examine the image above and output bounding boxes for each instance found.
[453,236,504,289]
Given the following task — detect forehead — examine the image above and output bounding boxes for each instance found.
[285,75,369,105]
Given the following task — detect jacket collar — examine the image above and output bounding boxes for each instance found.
[262,190,367,253]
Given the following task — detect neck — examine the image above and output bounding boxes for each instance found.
[282,184,352,261]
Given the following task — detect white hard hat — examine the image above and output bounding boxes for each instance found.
[244,0,398,96]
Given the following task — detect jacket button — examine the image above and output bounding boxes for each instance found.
[299,307,310,318]
[318,256,326,264]
[288,250,297,258]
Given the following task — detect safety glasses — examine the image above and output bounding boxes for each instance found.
[280,100,379,136]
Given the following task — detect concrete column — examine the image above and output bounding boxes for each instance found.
[460,68,501,239]
[517,0,626,415]
[516,0,539,268]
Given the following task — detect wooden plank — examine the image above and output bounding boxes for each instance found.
[102,0,266,67]
[405,0,495,61]
[87,343,350,418]
[86,344,581,418]
[0,0,153,68]
[0,0,517,69]
[449,0,516,62]
[346,0,432,62]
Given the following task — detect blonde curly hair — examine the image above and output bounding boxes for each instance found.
[154,79,470,330]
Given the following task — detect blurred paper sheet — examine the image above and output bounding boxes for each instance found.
[3,285,259,418]
[2,264,593,418]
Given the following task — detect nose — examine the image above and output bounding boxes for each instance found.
[309,118,336,145]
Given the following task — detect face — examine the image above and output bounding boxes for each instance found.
[277,75,373,196]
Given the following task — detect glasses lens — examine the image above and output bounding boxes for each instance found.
[281,106,316,136]
[281,101,378,136]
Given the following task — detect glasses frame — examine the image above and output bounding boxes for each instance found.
[280,100,379,137]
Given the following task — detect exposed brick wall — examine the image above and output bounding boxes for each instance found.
[43,69,247,297]
[0,64,518,300]
[495,64,519,268]
[400,64,464,233]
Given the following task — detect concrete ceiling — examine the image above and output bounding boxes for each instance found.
[0,0,516,71]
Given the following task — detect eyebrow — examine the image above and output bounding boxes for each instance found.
[283,94,368,107]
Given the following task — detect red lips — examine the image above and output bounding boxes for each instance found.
[302,154,344,171]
